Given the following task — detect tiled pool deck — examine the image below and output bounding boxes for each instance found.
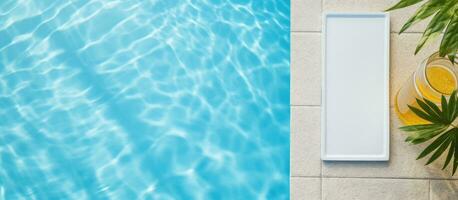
[290,0,458,199]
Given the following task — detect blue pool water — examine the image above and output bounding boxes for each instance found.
[0,0,290,199]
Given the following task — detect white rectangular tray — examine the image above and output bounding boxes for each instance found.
[321,12,390,161]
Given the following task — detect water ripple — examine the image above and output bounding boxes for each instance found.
[0,0,290,199]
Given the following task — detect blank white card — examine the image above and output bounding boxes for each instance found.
[321,13,390,161]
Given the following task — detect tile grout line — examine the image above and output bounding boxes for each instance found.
[321,172,324,200]
[291,30,321,33]
[291,104,392,108]
[429,180,431,200]
[320,4,323,200]
[321,176,458,181]
[290,175,322,178]
[290,30,425,34]
[321,177,323,200]
[320,142,323,200]
[320,154,323,200]
[290,104,320,107]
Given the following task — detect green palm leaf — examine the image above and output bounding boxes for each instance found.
[401,90,458,175]
[387,0,458,63]
[403,124,448,144]
[443,136,455,169]
[447,91,457,119]
[440,12,458,61]
[425,131,453,165]
[398,0,444,33]
[386,0,425,11]
[416,129,452,160]
[454,135,458,174]
[414,2,455,54]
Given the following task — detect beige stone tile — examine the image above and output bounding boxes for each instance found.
[291,0,322,32]
[322,106,458,179]
[311,32,449,179]
[323,0,429,33]
[430,180,458,200]
[290,106,321,176]
[390,33,440,107]
[322,178,429,200]
[291,33,321,106]
[290,177,321,200]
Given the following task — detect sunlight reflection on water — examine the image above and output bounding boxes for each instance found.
[0,0,290,199]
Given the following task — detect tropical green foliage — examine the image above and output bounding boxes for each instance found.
[386,0,458,63]
[401,91,458,175]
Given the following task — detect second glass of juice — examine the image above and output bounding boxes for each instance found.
[395,52,458,125]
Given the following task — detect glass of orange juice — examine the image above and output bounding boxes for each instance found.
[395,52,458,125]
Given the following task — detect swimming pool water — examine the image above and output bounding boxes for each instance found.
[0,0,290,199]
